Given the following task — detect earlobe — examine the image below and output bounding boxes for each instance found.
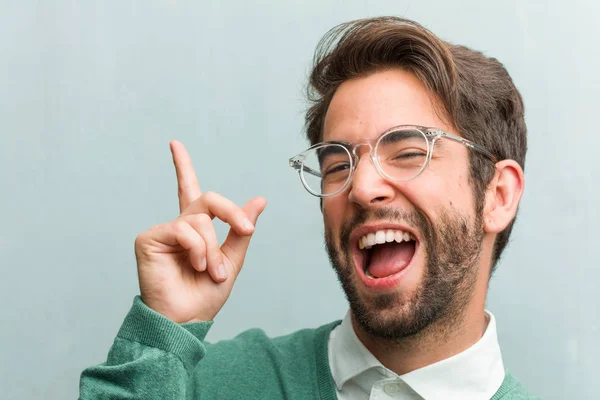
[483,160,525,233]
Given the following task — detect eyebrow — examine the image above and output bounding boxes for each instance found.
[379,129,425,145]
[430,137,449,152]
[317,144,349,164]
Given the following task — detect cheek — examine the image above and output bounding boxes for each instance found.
[454,173,477,212]
[403,171,474,218]
[322,197,346,235]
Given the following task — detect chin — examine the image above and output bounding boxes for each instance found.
[344,268,446,340]
[325,206,485,341]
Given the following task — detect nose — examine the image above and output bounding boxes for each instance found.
[347,150,395,209]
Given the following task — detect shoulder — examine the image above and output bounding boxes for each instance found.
[203,320,341,364]
[270,320,342,353]
[492,371,542,400]
[194,321,341,396]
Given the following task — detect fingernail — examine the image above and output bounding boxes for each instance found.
[201,258,207,271]
[242,219,254,231]
[217,264,227,280]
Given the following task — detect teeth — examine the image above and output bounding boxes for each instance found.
[358,229,415,249]
[367,233,376,247]
[394,231,404,243]
[385,230,394,242]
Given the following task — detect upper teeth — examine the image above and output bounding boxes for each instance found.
[358,229,414,250]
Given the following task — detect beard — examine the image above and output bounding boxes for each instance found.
[325,206,484,341]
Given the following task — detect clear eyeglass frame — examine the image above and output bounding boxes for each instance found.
[288,124,498,198]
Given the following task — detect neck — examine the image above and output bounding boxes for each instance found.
[352,301,488,375]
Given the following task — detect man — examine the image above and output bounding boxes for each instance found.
[80,17,536,399]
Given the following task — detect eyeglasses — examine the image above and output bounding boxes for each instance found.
[289,125,497,198]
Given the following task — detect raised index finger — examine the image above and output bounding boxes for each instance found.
[170,140,202,213]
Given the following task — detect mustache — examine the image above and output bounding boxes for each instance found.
[338,207,432,254]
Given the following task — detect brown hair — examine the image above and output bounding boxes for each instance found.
[305,17,527,271]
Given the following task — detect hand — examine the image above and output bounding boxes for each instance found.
[134,140,266,323]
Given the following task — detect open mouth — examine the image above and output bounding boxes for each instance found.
[355,229,417,280]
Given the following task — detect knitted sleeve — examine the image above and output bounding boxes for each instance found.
[79,296,212,400]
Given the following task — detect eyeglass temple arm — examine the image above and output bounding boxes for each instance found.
[289,159,322,178]
[438,131,497,162]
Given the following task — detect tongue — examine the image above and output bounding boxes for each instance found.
[367,241,415,278]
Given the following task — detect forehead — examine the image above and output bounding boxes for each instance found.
[322,69,450,143]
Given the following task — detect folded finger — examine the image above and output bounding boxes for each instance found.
[172,220,207,272]
[183,191,255,236]
[222,197,267,274]
[186,214,227,282]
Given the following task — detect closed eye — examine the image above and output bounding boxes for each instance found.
[394,152,426,159]
[324,163,351,176]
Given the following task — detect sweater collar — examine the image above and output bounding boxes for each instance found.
[328,310,505,399]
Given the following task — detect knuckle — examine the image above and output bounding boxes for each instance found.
[172,220,188,234]
[196,213,213,227]
[134,232,153,255]
[188,213,211,228]
[203,190,214,199]
[134,232,146,248]
[203,191,218,202]
[191,229,205,244]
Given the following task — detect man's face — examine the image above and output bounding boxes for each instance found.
[322,69,486,340]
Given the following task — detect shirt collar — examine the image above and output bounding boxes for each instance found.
[328,310,505,399]
[328,311,384,391]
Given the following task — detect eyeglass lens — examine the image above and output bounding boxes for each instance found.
[300,128,429,196]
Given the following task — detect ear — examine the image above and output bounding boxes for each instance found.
[483,160,525,233]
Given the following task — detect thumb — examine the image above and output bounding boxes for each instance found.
[221,196,267,273]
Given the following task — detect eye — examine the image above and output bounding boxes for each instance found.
[323,162,350,177]
[393,149,427,160]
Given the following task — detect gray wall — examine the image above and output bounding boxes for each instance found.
[1,1,598,399]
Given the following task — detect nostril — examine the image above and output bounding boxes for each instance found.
[370,196,387,204]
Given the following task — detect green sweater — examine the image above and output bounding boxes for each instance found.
[80,297,538,399]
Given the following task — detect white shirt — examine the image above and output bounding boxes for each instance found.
[328,311,505,400]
